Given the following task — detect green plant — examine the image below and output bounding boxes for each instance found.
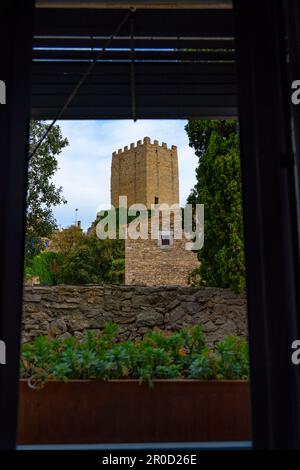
[186,119,245,293]
[188,348,215,379]
[25,121,69,268]
[57,234,125,285]
[24,233,45,268]
[133,344,181,387]
[216,336,249,380]
[20,323,249,388]
[29,251,63,285]
[27,121,68,239]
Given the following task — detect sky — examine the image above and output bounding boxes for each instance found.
[52,120,198,231]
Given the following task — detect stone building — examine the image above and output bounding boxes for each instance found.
[110,137,198,286]
[111,136,179,208]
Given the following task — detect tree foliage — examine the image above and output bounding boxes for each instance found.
[49,225,85,254]
[25,252,63,286]
[58,234,125,285]
[25,121,69,264]
[27,226,125,286]
[186,120,245,293]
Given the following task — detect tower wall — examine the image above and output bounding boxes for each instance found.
[125,236,199,286]
[110,136,198,286]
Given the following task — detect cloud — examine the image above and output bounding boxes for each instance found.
[52,120,197,231]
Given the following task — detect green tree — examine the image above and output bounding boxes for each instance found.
[50,225,85,254]
[25,121,69,263]
[186,120,245,293]
[25,251,64,286]
[58,235,125,285]
[26,228,125,286]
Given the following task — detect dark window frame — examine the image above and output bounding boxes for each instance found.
[1,0,300,450]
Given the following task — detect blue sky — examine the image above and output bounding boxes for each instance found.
[52,120,198,231]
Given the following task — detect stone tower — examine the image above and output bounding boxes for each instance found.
[111,136,179,208]
[110,137,199,286]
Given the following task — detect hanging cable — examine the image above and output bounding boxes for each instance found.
[130,9,137,122]
[29,8,133,160]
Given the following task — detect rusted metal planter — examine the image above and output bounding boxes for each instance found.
[18,379,251,444]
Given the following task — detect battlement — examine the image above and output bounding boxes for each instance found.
[112,137,177,156]
[111,135,179,209]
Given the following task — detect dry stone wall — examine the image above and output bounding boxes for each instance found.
[22,285,247,346]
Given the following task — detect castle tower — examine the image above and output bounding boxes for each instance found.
[110,137,198,286]
[111,136,179,208]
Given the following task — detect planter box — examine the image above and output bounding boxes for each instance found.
[18,379,251,444]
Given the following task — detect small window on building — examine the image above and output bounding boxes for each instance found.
[159,230,173,249]
[154,196,159,205]
[161,236,170,247]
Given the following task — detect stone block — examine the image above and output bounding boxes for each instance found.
[136,309,164,327]
[49,319,67,335]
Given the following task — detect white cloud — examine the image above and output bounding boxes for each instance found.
[52,120,198,231]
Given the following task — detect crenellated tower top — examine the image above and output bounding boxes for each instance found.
[111,137,179,208]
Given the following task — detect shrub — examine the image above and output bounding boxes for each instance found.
[29,251,63,285]
[215,336,249,380]
[20,323,249,388]
[57,236,125,285]
[188,348,215,379]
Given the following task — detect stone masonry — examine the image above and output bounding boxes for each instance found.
[125,235,199,286]
[111,137,179,208]
[110,137,198,286]
[22,285,247,346]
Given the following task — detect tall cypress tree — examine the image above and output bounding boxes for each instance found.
[186,120,245,293]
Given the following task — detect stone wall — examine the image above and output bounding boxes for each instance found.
[125,236,199,286]
[22,285,247,346]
